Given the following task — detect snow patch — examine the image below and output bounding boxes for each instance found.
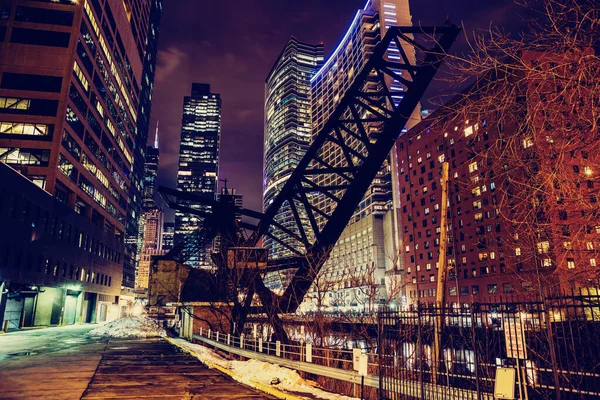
[88,317,166,338]
[171,338,357,400]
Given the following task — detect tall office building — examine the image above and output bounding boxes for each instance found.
[161,222,174,251]
[305,0,417,307]
[0,0,160,289]
[143,123,160,210]
[136,207,164,289]
[263,37,324,259]
[124,0,163,288]
[175,83,221,268]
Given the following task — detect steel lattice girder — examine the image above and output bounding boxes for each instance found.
[249,25,461,314]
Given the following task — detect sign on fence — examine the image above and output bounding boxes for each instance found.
[306,343,312,363]
[504,317,527,359]
[259,337,263,352]
[358,354,368,377]
[353,348,362,371]
[276,340,281,356]
[494,367,516,399]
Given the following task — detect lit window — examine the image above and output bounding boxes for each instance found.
[464,125,474,137]
[567,258,575,269]
[515,248,521,256]
[0,122,48,136]
[0,97,30,110]
[468,162,478,173]
[522,138,534,148]
[591,259,597,267]
[537,241,550,254]
[587,242,594,251]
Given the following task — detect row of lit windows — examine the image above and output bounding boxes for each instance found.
[0,122,49,136]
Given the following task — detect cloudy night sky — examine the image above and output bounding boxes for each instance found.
[150,0,523,219]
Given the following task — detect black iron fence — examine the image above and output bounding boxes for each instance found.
[378,291,600,399]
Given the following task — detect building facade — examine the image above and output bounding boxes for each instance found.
[304,0,416,308]
[162,221,174,251]
[399,59,600,305]
[263,37,324,259]
[174,83,221,268]
[0,0,161,289]
[123,0,163,289]
[0,163,122,329]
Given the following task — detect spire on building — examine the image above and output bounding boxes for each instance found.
[154,120,159,149]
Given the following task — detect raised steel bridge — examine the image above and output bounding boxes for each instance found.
[158,24,460,341]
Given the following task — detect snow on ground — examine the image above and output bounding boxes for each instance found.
[171,338,357,400]
[88,317,166,338]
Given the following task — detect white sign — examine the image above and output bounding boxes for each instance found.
[504,317,527,359]
[216,332,219,342]
[227,334,231,345]
[358,354,368,377]
[276,340,281,356]
[353,348,362,371]
[240,334,244,348]
[494,367,516,399]
[305,343,312,363]
[259,337,263,352]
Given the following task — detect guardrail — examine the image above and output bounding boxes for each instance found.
[185,328,491,400]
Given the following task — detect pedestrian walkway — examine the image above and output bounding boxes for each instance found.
[0,325,274,399]
[82,338,272,399]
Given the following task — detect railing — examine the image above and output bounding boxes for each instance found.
[185,327,489,400]
[379,292,600,400]
[191,327,378,388]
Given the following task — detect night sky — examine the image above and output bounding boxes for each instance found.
[150,0,521,220]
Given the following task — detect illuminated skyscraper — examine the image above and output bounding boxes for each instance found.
[307,0,417,306]
[174,83,221,268]
[143,123,160,210]
[0,0,161,288]
[263,38,324,259]
[161,222,175,251]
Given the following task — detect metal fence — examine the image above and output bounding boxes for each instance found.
[378,291,600,400]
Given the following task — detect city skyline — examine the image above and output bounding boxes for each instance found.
[150,0,520,217]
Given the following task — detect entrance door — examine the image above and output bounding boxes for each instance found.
[98,303,107,322]
[64,294,78,325]
[22,296,35,327]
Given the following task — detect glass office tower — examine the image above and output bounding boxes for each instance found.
[174,83,221,268]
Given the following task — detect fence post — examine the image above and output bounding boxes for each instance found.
[240,333,244,349]
[378,312,383,399]
[227,333,230,346]
[306,343,312,363]
[276,340,281,357]
[216,331,219,342]
[470,304,482,399]
[542,293,561,400]
[208,328,211,339]
[259,337,263,352]
[200,327,203,336]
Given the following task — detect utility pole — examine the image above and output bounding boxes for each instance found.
[433,161,450,385]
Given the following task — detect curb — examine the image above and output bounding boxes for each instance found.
[163,336,305,400]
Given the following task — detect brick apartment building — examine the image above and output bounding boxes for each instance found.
[399,56,600,304]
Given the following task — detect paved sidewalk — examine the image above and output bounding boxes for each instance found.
[0,325,274,399]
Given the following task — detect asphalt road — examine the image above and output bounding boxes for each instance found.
[0,325,273,399]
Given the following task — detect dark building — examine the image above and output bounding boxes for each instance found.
[0,0,161,289]
[174,83,221,268]
[0,163,122,330]
[124,0,163,288]
[161,221,174,251]
[263,37,323,259]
